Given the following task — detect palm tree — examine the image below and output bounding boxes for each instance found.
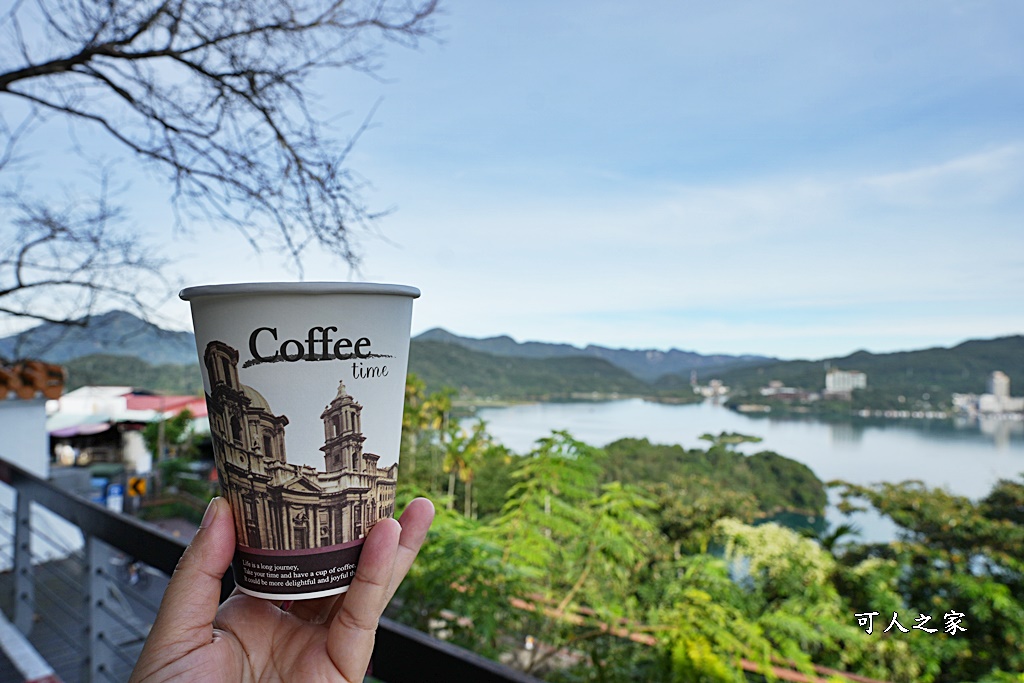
[443,420,490,514]
[401,374,429,474]
[422,387,455,495]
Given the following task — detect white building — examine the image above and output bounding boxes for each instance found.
[693,378,729,398]
[825,368,867,393]
[0,360,84,571]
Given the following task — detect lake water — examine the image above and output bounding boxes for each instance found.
[473,399,1024,543]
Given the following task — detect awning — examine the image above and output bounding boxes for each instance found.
[49,422,113,438]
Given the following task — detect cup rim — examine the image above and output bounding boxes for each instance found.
[179,281,420,301]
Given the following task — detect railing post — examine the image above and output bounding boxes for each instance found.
[13,488,35,635]
[86,535,118,682]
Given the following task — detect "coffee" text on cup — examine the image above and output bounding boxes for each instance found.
[248,326,373,363]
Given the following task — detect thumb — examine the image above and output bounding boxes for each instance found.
[136,497,235,666]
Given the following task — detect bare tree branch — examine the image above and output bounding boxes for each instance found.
[0,167,170,337]
[0,0,439,332]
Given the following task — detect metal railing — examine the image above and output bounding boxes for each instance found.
[0,457,542,683]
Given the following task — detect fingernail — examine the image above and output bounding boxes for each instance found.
[200,497,220,529]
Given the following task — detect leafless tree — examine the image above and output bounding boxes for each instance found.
[0,0,438,331]
[1,169,166,323]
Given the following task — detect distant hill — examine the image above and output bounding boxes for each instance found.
[415,327,772,381]
[409,340,653,400]
[0,310,197,366]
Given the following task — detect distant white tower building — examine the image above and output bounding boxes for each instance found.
[979,371,1024,414]
[988,371,1011,398]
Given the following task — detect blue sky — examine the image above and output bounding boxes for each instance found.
[12,1,1024,360]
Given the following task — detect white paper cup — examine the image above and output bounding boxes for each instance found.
[180,282,419,600]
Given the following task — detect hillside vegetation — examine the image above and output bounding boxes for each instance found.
[409,340,653,400]
[64,354,204,394]
[417,327,771,380]
[0,310,196,365]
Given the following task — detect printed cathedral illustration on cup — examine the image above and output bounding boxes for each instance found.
[205,342,397,552]
[181,283,419,600]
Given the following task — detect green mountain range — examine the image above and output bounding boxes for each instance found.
[3,311,1020,405]
[415,327,770,381]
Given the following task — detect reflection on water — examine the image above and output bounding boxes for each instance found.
[742,409,1024,446]
[962,415,1024,450]
[757,510,827,538]
[828,421,863,446]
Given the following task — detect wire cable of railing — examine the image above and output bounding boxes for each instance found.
[100,557,167,612]
[25,577,82,622]
[31,552,85,590]
[96,624,149,666]
[21,599,85,655]
[105,576,164,615]
[97,669,121,683]
[97,592,153,643]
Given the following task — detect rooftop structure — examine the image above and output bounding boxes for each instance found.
[47,386,209,473]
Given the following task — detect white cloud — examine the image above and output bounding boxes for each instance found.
[861,144,1024,208]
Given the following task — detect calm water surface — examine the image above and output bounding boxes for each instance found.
[473,399,1024,542]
